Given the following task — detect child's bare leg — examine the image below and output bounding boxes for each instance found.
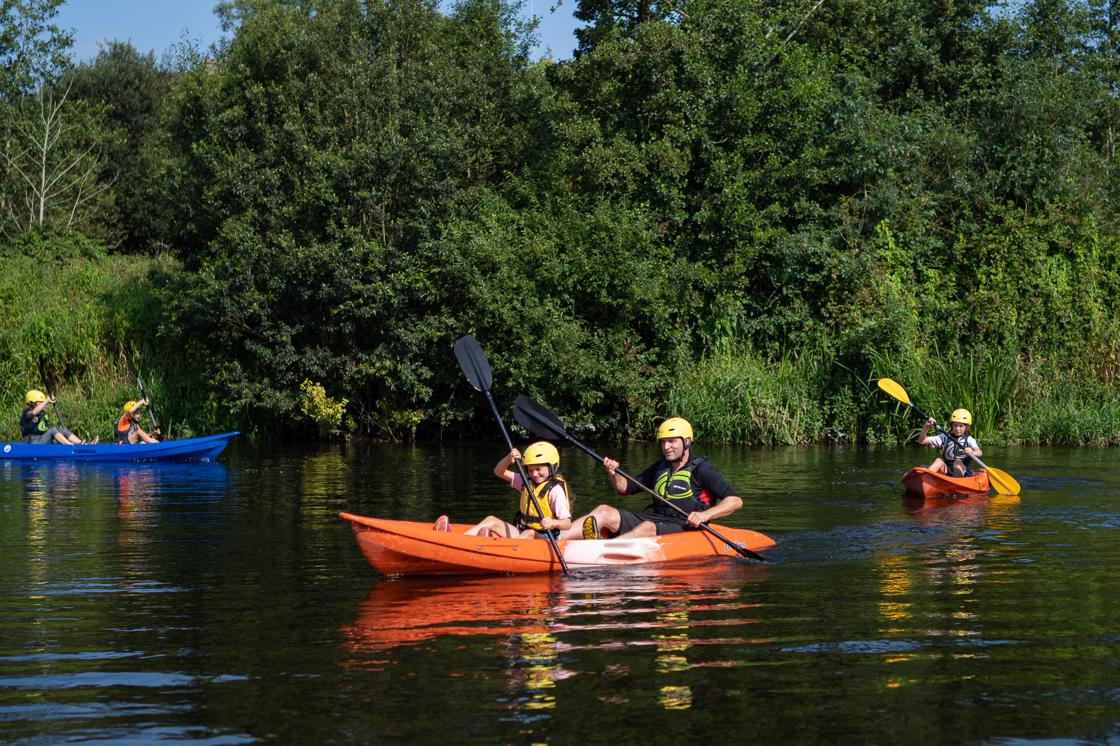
[464,516,517,537]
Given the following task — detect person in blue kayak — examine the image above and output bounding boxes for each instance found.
[114,399,160,444]
[563,417,743,540]
[918,408,982,477]
[20,389,90,444]
[434,441,573,539]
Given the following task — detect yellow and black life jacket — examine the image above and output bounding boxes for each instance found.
[516,474,571,532]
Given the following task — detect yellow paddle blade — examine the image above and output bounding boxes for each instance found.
[985,465,1021,496]
[876,378,911,405]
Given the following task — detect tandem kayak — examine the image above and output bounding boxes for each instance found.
[340,513,776,576]
[901,466,990,499]
[0,432,238,462]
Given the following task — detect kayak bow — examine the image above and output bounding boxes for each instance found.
[901,466,990,499]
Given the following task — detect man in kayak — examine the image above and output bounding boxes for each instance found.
[563,417,742,540]
[433,441,573,539]
[114,399,160,444]
[918,409,982,477]
[20,390,90,444]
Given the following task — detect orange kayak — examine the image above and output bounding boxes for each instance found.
[340,513,776,576]
[901,466,990,499]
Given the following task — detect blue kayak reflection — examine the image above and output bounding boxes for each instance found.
[2,459,230,503]
[341,562,771,715]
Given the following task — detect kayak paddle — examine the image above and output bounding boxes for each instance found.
[877,377,1021,496]
[51,400,91,444]
[136,373,163,440]
[513,395,770,562]
[51,401,67,431]
[453,335,570,575]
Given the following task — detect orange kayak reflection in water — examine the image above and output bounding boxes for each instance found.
[340,563,771,712]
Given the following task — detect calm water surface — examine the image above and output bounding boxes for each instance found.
[1,442,1118,744]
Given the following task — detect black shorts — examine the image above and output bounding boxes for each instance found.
[614,507,689,537]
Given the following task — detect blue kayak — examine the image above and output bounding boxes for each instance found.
[0,432,238,462]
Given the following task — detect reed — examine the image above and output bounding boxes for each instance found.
[668,345,826,445]
[868,345,1019,441]
[1006,362,1120,446]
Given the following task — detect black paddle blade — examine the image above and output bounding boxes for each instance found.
[453,335,493,392]
[514,395,568,441]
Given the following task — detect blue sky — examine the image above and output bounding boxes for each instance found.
[56,0,581,62]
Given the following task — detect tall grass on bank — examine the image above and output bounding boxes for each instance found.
[667,346,827,445]
[868,346,1019,441]
[0,251,176,441]
[1006,361,1120,446]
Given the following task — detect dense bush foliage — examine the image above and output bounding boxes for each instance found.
[5,0,1120,444]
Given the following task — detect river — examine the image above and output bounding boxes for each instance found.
[1,441,1118,743]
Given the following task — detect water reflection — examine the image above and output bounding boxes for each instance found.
[341,563,770,720]
[870,492,1030,690]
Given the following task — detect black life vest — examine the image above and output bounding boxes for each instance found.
[20,408,48,438]
[941,433,972,464]
[650,456,712,515]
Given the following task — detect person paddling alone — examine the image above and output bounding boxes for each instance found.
[918,408,982,477]
[563,417,743,540]
[434,441,573,539]
[20,390,91,444]
[115,399,160,444]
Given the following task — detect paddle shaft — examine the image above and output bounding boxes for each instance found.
[905,401,997,474]
[136,375,161,434]
[559,435,767,562]
[480,391,570,575]
[51,402,66,430]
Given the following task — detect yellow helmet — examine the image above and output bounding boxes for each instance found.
[522,441,560,468]
[123,400,138,414]
[25,389,46,404]
[656,417,694,442]
[950,408,972,425]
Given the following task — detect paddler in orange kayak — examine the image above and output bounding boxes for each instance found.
[433,441,573,539]
[918,408,982,477]
[563,417,743,540]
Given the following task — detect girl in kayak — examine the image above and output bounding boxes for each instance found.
[918,409,982,477]
[433,441,573,539]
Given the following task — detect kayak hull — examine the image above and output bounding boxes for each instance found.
[902,466,990,499]
[341,513,776,576]
[0,432,238,462]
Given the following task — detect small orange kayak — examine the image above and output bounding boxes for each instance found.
[340,513,776,576]
[901,466,990,499]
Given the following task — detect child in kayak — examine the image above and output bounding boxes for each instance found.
[114,399,160,444]
[20,390,91,444]
[918,409,982,477]
[433,441,572,539]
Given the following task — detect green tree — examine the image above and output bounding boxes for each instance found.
[66,42,170,251]
[155,0,548,435]
[0,0,72,98]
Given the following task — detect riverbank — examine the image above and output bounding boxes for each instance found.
[4,245,1119,446]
